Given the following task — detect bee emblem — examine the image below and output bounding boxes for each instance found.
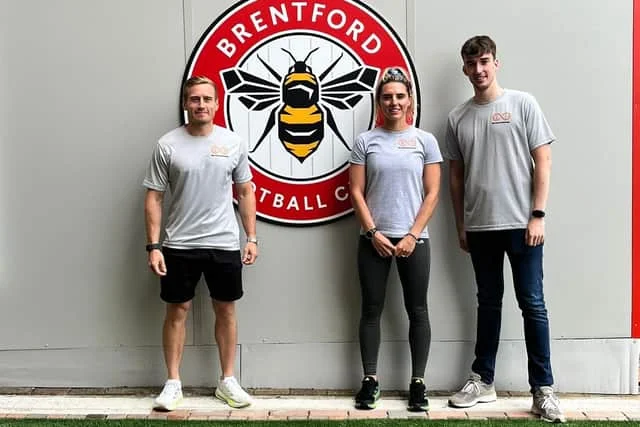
[221,48,378,163]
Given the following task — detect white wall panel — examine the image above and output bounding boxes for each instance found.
[0,0,187,349]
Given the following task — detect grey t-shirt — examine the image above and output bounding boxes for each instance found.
[143,125,252,250]
[443,89,555,231]
[350,126,443,238]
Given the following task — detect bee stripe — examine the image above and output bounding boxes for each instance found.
[284,73,317,85]
[283,141,320,159]
[281,123,323,142]
[280,105,322,125]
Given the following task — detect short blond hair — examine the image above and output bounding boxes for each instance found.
[182,76,217,101]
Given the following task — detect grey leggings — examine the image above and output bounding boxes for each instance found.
[357,236,431,378]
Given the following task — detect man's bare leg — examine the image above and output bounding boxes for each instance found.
[212,300,236,377]
[163,301,192,379]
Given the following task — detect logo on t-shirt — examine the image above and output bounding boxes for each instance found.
[396,137,417,149]
[491,112,512,124]
[210,144,230,157]
[182,0,420,225]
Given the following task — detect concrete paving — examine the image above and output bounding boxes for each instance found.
[0,391,639,421]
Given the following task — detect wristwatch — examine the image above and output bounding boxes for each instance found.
[531,210,546,219]
[247,237,259,245]
[145,242,162,252]
[365,227,378,239]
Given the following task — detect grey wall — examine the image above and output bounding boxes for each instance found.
[0,0,637,393]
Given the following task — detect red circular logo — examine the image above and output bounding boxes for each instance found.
[183,0,420,226]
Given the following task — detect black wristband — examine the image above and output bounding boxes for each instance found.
[145,243,162,252]
[405,232,419,241]
[531,210,546,218]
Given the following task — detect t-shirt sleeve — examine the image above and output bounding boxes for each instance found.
[233,137,253,184]
[143,143,170,191]
[524,94,556,151]
[349,135,366,165]
[423,133,443,165]
[442,117,462,161]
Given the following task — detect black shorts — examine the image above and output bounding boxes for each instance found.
[160,247,243,303]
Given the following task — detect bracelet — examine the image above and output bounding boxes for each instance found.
[145,242,162,252]
[405,232,419,241]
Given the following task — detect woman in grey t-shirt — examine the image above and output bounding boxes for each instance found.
[349,67,442,412]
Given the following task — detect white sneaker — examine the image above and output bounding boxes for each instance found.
[154,379,183,411]
[215,376,252,408]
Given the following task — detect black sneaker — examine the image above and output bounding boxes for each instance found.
[408,378,429,412]
[355,376,380,410]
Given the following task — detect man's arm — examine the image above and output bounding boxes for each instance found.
[236,181,258,265]
[531,144,551,213]
[449,159,467,252]
[527,144,552,246]
[144,189,166,275]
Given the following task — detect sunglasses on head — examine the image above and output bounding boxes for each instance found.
[381,68,412,89]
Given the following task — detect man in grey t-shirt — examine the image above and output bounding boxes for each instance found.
[443,36,565,423]
[143,76,257,411]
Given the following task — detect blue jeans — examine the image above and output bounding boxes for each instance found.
[467,229,554,391]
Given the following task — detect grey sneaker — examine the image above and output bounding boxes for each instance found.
[531,386,566,423]
[448,373,497,408]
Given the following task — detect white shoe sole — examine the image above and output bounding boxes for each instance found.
[531,406,566,423]
[215,389,252,408]
[448,392,497,408]
[153,397,183,412]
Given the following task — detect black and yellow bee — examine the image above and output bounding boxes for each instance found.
[221,48,378,163]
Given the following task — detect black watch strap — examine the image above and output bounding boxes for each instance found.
[145,243,162,252]
[531,210,546,218]
[365,227,378,239]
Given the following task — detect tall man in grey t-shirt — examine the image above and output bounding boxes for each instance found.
[143,76,257,411]
[443,36,565,423]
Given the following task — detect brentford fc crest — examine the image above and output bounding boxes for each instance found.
[182,0,420,226]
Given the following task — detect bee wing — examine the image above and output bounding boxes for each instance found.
[317,67,379,151]
[221,68,280,111]
[322,94,364,110]
[321,67,378,110]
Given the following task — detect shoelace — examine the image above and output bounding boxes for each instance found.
[539,393,560,411]
[461,379,480,394]
[224,378,247,397]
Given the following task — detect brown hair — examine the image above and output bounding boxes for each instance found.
[460,35,497,59]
